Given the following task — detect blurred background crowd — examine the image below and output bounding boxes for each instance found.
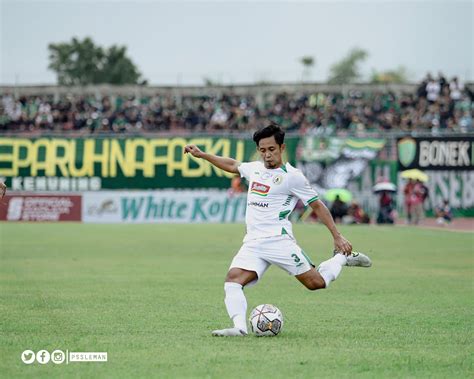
[1,73,472,135]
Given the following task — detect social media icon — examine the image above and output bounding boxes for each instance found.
[36,350,50,364]
[21,350,35,364]
[51,350,65,364]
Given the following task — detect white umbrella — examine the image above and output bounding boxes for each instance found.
[373,182,397,193]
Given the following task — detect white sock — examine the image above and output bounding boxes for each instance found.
[224,282,248,333]
[317,254,347,288]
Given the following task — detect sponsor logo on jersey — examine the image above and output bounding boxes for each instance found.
[250,182,270,196]
[273,174,283,185]
[248,201,269,208]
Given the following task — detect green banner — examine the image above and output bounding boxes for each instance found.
[299,136,386,163]
[0,136,300,190]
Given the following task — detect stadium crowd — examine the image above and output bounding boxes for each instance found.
[1,73,472,134]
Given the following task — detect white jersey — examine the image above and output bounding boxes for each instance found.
[238,161,319,242]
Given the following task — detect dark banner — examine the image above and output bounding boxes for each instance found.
[0,137,300,190]
[398,136,474,171]
[296,136,386,193]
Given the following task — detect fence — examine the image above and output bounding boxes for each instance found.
[1,133,472,221]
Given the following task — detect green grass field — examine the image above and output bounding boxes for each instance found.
[0,223,472,378]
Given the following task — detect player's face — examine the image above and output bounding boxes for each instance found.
[257,136,285,169]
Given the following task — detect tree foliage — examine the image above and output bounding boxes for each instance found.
[300,56,315,67]
[48,37,146,85]
[370,66,409,84]
[328,48,368,84]
[299,55,315,82]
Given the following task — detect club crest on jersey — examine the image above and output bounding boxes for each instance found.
[250,182,271,196]
[273,174,283,185]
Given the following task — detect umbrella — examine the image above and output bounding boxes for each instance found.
[401,169,428,182]
[324,188,353,203]
[373,182,397,193]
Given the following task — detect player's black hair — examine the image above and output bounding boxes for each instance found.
[253,123,285,146]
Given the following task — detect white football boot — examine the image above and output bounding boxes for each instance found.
[211,327,247,337]
[345,251,372,267]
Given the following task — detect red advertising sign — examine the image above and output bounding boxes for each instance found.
[0,195,82,221]
[250,182,270,196]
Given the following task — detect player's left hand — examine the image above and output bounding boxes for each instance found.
[333,234,352,255]
[0,182,6,199]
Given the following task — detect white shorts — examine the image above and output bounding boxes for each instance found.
[229,235,315,286]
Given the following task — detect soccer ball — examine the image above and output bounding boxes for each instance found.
[249,304,283,336]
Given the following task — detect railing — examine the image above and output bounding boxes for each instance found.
[2,82,473,97]
[0,129,471,139]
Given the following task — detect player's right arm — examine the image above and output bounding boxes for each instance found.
[184,144,239,174]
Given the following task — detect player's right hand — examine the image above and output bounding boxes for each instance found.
[184,144,204,158]
[333,234,352,255]
[0,182,6,199]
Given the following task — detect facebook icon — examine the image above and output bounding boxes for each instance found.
[36,350,50,364]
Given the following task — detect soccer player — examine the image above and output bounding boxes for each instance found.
[184,124,372,337]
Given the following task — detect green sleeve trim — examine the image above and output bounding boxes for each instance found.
[307,196,319,205]
[279,210,291,220]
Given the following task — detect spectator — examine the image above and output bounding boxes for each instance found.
[377,191,395,224]
[403,179,416,224]
[449,77,464,101]
[416,74,429,99]
[426,76,441,103]
[344,201,370,224]
[228,176,246,197]
[438,72,448,92]
[330,195,348,223]
[412,180,427,225]
[435,199,453,225]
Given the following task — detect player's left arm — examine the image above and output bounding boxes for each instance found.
[309,200,352,255]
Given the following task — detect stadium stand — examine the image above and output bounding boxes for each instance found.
[1,74,472,134]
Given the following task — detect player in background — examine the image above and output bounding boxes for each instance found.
[184,124,372,337]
